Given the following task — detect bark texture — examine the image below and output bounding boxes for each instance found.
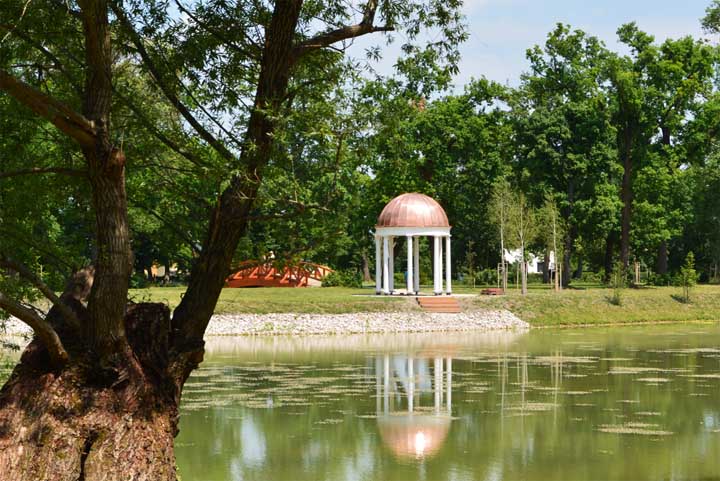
[0,304,183,481]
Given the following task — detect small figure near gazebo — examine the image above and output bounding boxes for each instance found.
[375,193,452,296]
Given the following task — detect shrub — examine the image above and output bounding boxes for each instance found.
[321,269,362,288]
[130,273,149,288]
[646,272,673,287]
[527,273,544,284]
[579,272,601,283]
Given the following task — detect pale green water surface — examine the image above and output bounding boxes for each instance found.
[176,325,720,481]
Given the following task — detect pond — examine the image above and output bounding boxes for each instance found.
[175,324,720,481]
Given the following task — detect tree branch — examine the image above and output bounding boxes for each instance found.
[0,291,69,366]
[0,23,83,95]
[172,0,262,59]
[0,70,96,146]
[110,3,237,164]
[0,167,86,179]
[113,87,213,170]
[0,254,82,331]
[292,0,393,60]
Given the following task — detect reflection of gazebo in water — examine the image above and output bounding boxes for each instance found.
[374,354,453,459]
[375,193,452,296]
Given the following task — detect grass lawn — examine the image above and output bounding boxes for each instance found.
[129,286,412,314]
[468,284,720,327]
[129,284,720,326]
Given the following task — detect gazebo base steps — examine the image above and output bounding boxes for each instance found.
[416,296,461,313]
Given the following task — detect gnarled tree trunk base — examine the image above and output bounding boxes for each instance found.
[0,303,193,481]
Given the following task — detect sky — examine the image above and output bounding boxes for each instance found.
[348,0,714,89]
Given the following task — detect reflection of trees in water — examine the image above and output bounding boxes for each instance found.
[176,330,720,481]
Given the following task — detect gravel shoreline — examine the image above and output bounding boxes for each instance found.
[3,310,528,338]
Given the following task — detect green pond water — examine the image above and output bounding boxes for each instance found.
[175,324,720,481]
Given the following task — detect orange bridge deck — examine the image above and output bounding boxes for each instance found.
[225,261,332,288]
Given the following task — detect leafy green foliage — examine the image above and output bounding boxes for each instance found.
[321,270,362,288]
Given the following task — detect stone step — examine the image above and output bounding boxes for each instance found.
[416,296,461,313]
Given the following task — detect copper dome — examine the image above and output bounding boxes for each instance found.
[377,193,450,228]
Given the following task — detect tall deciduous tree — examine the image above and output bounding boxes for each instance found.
[607,23,715,273]
[513,24,616,286]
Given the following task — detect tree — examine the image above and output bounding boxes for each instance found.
[0,0,466,478]
[633,33,714,274]
[683,157,720,281]
[512,24,616,286]
[462,240,478,288]
[679,251,698,302]
[539,194,566,291]
[606,24,715,273]
[489,179,514,291]
[508,191,537,295]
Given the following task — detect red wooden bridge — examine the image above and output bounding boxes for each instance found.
[225,261,333,288]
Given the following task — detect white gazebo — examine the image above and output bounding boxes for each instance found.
[374,193,452,296]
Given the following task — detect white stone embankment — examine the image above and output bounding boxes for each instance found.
[204,310,528,336]
[4,310,528,337]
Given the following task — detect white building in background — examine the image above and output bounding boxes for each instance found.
[503,249,555,275]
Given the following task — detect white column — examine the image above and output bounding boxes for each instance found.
[408,356,414,413]
[383,354,390,414]
[376,357,381,413]
[406,236,413,294]
[446,357,452,413]
[434,357,441,414]
[388,237,395,293]
[433,236,441,294]
[413,237,420,293]
[445,235,452,295]
[382,236,390,294]
[375,236,382,294]
[439,236,444,293]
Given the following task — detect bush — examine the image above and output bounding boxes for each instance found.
[646,272,673,287]
[130,273,149,288]
[476,268,497,286]
[579,272,601,283]
[527,273,544,284]
[321,269,362,288]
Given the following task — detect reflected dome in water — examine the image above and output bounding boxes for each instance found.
[378,414,451,459]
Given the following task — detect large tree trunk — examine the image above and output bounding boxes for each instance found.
[655,125,671,276]
[656,240,668,275]
[361,250,372,282]
[78,0,132,357]
[171,0,303,345]
[0,304,186,481]
[561,178,576,288]
[603,233,615,284]
[573,255,583,279]
[620,127,634,270]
